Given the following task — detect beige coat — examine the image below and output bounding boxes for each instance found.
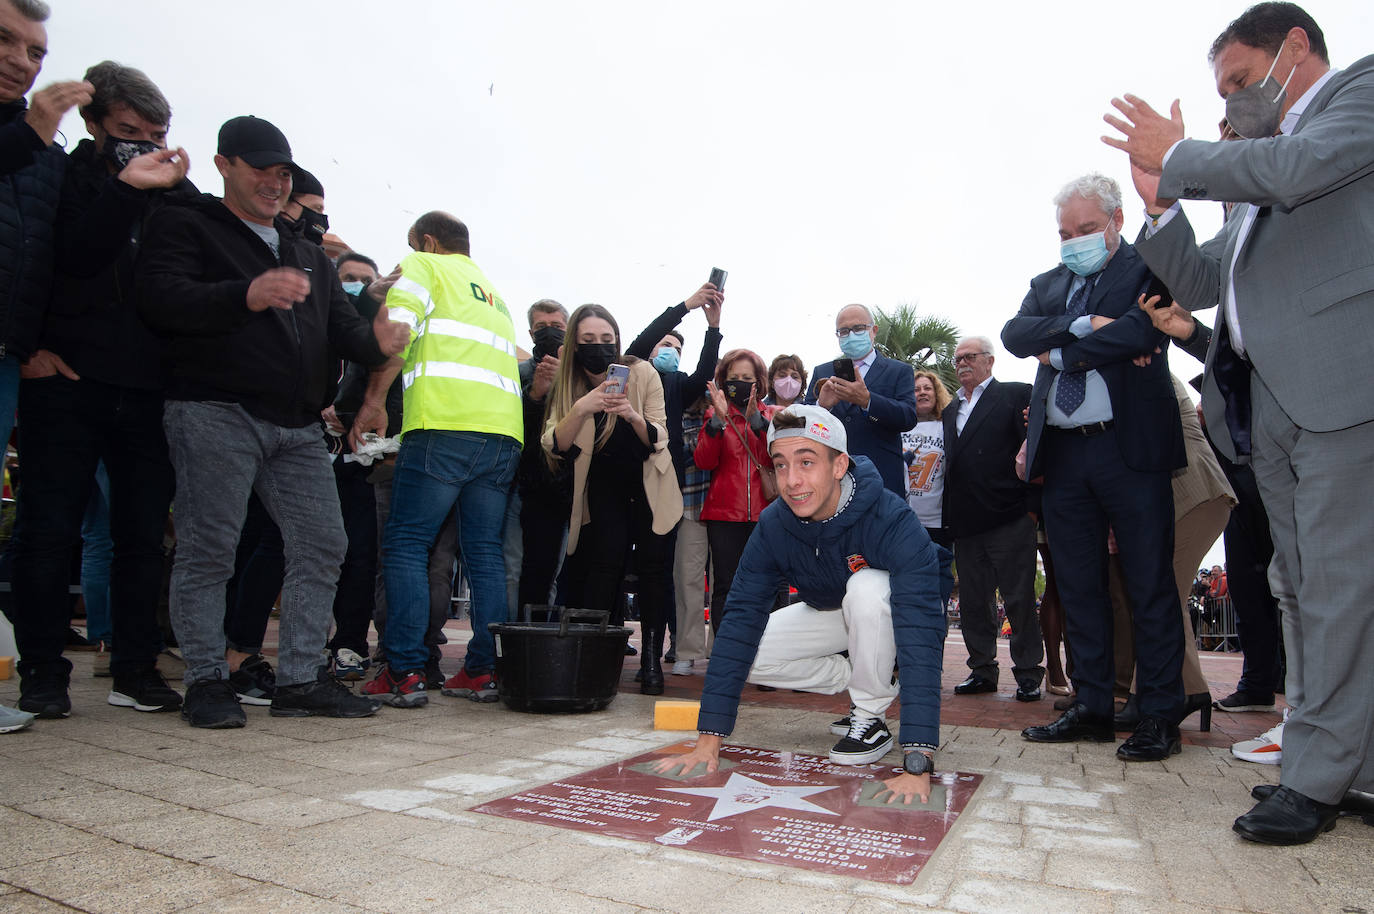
[542,359,683,554]
[1172,375,1237,516]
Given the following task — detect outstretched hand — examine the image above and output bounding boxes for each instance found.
[875,770,932,805]
[1102,94,1185,176]
[118,146,190,190]
[651,734,722,776]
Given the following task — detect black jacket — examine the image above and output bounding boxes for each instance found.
[45,138,198,389]
[625,302,721,485]
[135,193,386,428]
[0,100,66,361]
[941,378,1031,538]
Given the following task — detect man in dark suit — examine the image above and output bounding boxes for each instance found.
[1002,173,1186,762]
[942,336,1040,701]
[805,304,917,496]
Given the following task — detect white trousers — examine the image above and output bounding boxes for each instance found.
[747,569,897,722]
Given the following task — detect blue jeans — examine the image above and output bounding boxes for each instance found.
[383,430,518,674]
[81,463,114,645]
[0,353,19,453]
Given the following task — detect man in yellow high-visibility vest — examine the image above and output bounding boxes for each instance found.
[351,211,522,707]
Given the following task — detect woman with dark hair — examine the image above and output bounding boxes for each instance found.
[763,354,807,409]
[694,348,775,634]
[541,305,682,693]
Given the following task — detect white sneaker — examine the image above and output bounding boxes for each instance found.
[670,660,694,676]
[1231,709,1287,765]
[0,704,36,734]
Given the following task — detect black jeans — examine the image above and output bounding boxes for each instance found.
[517,490,569,611]
[8,377,173,681]
[327,459,377,657]
[706,520,755,635]
[564,477,668,634]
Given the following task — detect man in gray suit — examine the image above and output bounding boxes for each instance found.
[1103,1,1374,845]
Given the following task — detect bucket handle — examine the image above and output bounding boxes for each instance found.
[559,608,609,637]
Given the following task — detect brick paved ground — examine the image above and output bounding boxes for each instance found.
[2,618,1364,914]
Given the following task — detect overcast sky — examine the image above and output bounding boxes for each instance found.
[40,0,1374,566]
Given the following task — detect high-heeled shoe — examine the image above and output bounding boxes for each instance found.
[1183,692,1212,732]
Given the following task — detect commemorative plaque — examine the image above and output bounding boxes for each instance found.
[471,741,981,885]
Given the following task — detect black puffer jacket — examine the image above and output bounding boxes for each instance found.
[45,138,198,389]
[135,192,386,428]
[0,99,66,361]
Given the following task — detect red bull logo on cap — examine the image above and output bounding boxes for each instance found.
[809,421,831,440]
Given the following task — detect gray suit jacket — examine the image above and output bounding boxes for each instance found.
[1135,54,1374,460]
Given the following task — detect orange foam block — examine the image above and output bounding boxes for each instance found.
[0,656,12,680]
[653,699,700,731]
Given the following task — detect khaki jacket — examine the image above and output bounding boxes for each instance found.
[1172,375,1236,517]
[543,359,683,554]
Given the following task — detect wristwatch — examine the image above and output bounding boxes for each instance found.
[902,750,934,776]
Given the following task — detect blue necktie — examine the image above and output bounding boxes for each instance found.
[1054,276,1096,415]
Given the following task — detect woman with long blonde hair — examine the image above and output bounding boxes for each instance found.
[542,304,682,693]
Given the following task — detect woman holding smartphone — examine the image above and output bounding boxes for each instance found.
[693,349,776,634]
[542,304,683,693]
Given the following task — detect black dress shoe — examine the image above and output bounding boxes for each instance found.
[1021,702,1114,743]
[1015,685,1041,702]
[1114,693,1141,731]
[1234,785,1340,845]
[1252,783,1374,820]
[954,674,997,695]
[1117,716,1181,761]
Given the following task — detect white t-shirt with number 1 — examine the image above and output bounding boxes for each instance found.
[901,419,945,529]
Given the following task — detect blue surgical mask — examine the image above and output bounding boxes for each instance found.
[1060,230,1111,277]
[341,280,365,297]
[652,347,680,373]
[839,330,873,360]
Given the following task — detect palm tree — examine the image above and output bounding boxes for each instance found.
[872,303,960,393]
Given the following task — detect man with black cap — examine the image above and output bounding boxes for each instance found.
[279,165,328,247]
[136,114,411,729]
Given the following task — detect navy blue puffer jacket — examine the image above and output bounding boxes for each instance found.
[697,455,945,749]
[0,100,66,361]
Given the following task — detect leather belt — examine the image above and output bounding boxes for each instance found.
[1050,420,1114,437]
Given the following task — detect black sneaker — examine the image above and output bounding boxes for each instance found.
[829,716,894,765]
[1213,690,1276,712]
[182,677,247,729]
[229,654,276,706]
[18,676,71,719]
[271,669,382,718]
[108,668,183,712]
[829,707,856,737]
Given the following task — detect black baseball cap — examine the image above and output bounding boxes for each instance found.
[291,166,324,199]
[217,115,293,168]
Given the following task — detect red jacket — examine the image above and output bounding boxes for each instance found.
[695,404,776,523]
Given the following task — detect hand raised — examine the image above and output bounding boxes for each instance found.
[706,380,730,418]
[372,303,412,357]
[685,282,724,312]
[246,267,310,312]
[367,266,402,304]
[24,80,93,145]
[1102,95,1185,176]
[118,146,190,190]
[1137,293,1196,340]
[530,354,559,401]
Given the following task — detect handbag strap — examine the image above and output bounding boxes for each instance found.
[724,410,772,478]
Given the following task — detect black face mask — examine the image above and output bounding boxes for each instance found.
[574,342,617,376]
[286,206,330,246]
[530,325,564,361]
[101,136,160,169]
[724,380,753,412]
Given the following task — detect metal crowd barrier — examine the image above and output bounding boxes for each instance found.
[1193,594,1239,652]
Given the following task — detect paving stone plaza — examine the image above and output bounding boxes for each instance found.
[2,626,1370,913]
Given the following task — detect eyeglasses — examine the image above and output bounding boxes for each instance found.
[834,324,872,338]
[953,352,990,364]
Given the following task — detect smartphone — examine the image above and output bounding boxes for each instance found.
[832,357,856,382]
[708,267,728,293]
[605,362,630,396]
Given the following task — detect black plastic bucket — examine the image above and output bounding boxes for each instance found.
[489,607,630,712]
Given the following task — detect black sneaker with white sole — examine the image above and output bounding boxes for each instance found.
[829,716,894,765]
[829,708,856,737]
[228,654,276,706]
[108,668,183,712]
